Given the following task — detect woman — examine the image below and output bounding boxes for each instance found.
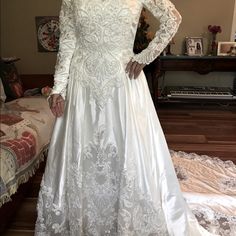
[35,0,216,235]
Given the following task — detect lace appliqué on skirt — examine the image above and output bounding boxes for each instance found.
[35,126,170,235]
[192,206,236,236]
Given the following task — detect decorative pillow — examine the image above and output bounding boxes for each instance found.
[0,60,24,100]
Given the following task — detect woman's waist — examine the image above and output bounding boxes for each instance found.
[75,41,133,55]
[72,47,134,65]
[70,50,133,78]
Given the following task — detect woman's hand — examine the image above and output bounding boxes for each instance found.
[125,59,146,79]
[48,94,65,117]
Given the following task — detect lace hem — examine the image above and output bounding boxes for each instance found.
[192,206,236,236]
[170,150,236,171]
[35,126,169,235]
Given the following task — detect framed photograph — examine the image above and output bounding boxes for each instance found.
[35,16,60,52]
[217,42,236,56]
[185,37,203,56]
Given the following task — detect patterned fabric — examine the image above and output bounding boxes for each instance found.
[0,61,24,100]
[0,97,55,207]
[132,0,181,64]
[171,151,236,236]
[49,0,181,105]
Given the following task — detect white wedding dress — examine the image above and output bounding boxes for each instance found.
[35,0,218,235]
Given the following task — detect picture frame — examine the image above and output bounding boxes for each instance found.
[217,42,236,56]
[35,16,60,52]
[185,37,204,56]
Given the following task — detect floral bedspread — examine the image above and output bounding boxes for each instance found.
[171,150,236,236]
[0,96,55,207]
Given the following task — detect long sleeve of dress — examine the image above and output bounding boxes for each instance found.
[50,0,76,99]
[133,0,182,65]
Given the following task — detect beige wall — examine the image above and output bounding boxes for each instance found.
[231,0,236,41]
[173,0,235,54]
[1,0,61,74]
[0,0,235,90]
[147,0,235,55]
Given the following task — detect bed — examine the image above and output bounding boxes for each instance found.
[0,96,55,207]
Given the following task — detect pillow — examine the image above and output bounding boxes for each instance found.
[0,78,6,102]
[0,60,24,100]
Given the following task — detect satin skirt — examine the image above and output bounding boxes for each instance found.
[35,69,216,236]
